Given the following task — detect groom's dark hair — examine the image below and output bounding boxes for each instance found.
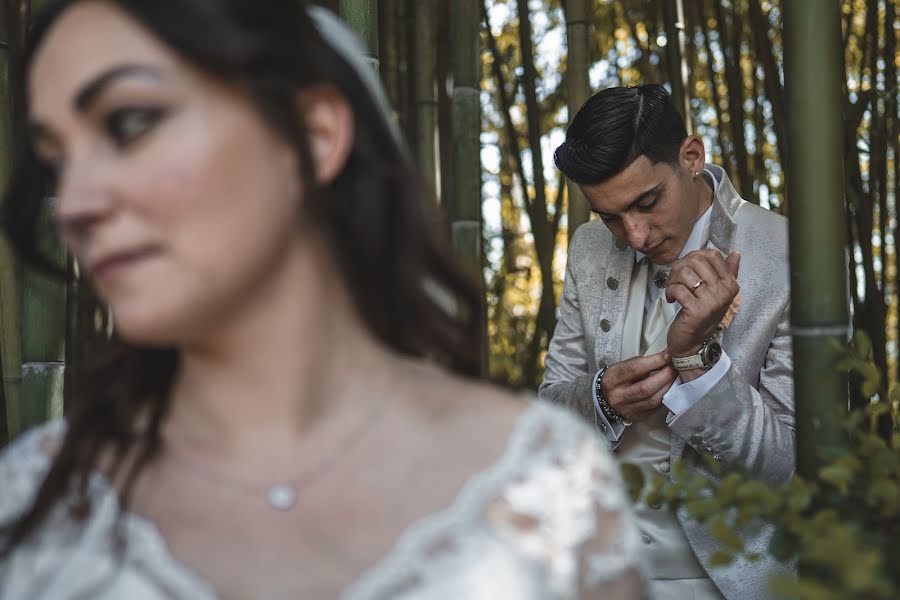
[554,84,687,185]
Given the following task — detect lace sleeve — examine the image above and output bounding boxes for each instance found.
[486,404,646,599]
[567,424,646,598]
[0,420,66,526]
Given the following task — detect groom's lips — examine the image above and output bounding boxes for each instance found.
[644,240,664,255]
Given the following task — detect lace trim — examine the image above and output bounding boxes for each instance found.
[341,401,633,599]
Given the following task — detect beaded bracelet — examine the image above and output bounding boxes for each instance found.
[595,364,625,423]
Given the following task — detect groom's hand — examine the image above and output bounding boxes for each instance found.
[666,250,740,353]
[601,351,677,422]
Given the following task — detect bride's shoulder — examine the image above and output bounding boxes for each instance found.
[0,420,67,523]
[403,358,596,428]
[395,358,615,472]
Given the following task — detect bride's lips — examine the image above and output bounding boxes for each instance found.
[88,247,158,282]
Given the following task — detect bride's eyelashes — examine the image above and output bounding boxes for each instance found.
[33,105,171,187]
[104,105,169,148]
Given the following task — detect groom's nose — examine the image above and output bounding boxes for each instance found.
[621,215,649,250]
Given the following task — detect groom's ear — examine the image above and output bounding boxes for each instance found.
[678,136,706,174]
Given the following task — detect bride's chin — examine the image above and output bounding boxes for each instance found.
[109,305,199,349]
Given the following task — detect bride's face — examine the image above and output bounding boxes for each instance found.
[28,1,309,346]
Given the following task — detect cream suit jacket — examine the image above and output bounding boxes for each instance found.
[539,165,795,599]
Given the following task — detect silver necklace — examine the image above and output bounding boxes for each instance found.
[166,408,384,511]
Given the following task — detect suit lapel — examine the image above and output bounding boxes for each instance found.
[707,164,741,255]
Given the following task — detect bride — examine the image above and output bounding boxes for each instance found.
[0,1,644,598]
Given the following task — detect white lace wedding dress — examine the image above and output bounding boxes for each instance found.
[0,402,645,599]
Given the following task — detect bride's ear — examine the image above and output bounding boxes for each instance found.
[297,86,354,185]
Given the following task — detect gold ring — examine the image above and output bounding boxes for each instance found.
[691,280,704,291]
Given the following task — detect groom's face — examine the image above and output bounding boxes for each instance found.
[579,155,702,265]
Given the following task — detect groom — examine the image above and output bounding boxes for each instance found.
[540,84,794,599]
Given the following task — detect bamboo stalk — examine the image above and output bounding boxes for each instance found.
[747,0,787,175]
[713,0,751,194]
[339,0,379,71]
[0,239,22,440]
[0,0,28,440]
[515,0,555,311]
[662,0,691,132]
[449,0,484,372]
[563,0,591,239]
[782,0,848,476]
[413,0,437,195]
[379,0,400,110]
[21,217,67,428]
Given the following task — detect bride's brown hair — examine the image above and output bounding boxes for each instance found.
[1,0,481,554]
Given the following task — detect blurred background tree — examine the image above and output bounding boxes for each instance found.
[1,0,899,444]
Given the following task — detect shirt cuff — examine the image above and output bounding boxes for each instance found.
[662,351,731,424]
[592,369,627,447]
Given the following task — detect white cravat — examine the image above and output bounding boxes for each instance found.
[620,259,648,360]
[642,276,677,356]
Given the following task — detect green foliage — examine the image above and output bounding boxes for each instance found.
[623,333,900,599]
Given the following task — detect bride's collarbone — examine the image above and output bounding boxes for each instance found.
[132,387,527,597]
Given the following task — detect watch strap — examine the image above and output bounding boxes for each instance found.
[671,354,706,370]
[671,336,720,371]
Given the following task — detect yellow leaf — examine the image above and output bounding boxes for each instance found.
[619,462,645,503]
[708,550,734,567]
[710,518,745,552]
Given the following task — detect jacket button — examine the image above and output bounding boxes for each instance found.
[606,277,619,290]
[641,534,653,544]
[600,319,611,332]
[658,460,671,473]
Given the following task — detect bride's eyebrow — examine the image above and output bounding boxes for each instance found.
[73,63,164,113]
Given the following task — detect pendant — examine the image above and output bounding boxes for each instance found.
[267,484,299,511]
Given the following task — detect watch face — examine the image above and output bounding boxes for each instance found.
[703,341,723,366]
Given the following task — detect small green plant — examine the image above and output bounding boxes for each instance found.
[621,332,900,600]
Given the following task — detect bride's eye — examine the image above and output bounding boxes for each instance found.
[105,106,167,147]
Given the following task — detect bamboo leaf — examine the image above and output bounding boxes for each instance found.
[708,550,735,567]
[852,330,872,359]
[619,462,645,503]
[709,518,744,552]
[819,464,854,494]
